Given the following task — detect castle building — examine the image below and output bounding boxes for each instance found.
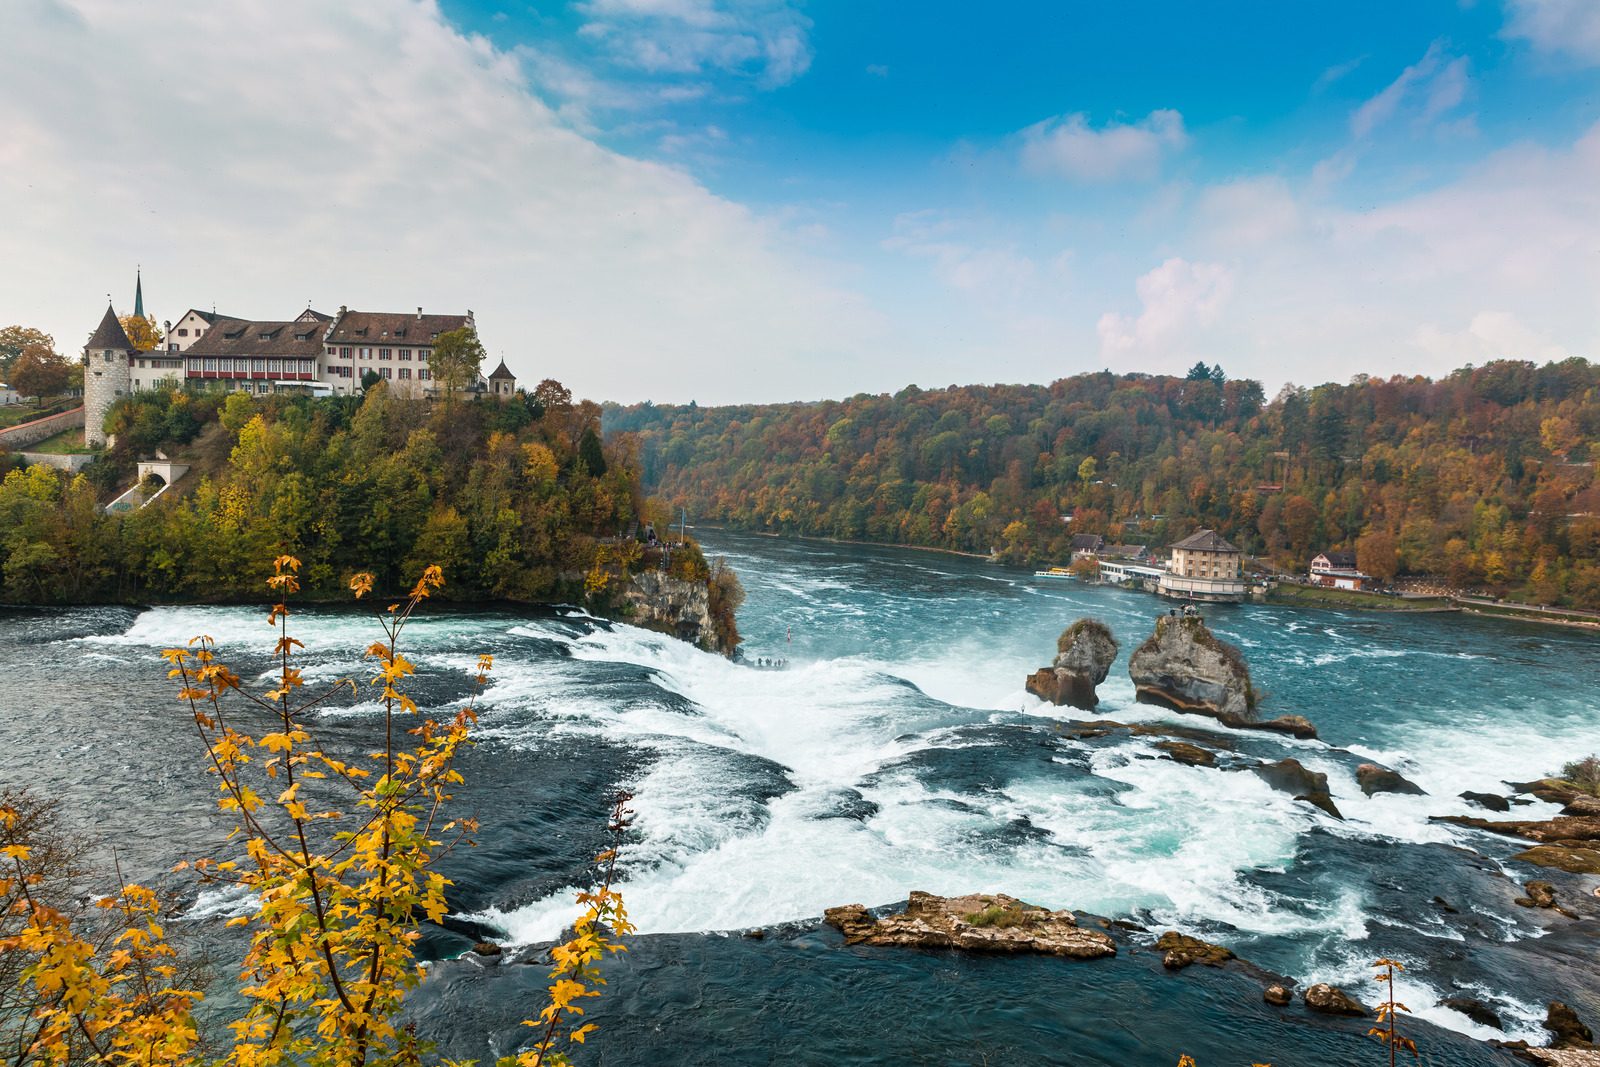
[83,303,134,448]
[82,276,498,443]
[1158,528,1246,602]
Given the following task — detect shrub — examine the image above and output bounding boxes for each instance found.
[1561,755,1600,795]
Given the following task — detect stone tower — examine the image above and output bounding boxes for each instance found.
[83,303,133,448]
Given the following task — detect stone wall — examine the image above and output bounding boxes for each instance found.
[0,407,85,450]
[17,451,96,472]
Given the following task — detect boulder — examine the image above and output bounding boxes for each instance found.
[824,891,1117,960]
[1263,984,1292,1007]
[1514,880,1578,918]
[1462,791,1512,812]
[1441,996,1504,1030]
[1564,795,1600,817]
[1434,814,1600,845]
[1155,740,1217,767]
[1515,846,1600,875]
[1248,714,1320,740]
[1129,614,1255,721]
[1546,1002,1595,1048]
[1027,619,1118,710]
[1253,758,1344,820]
[1507,1049,1600,1066]
[1154,930,1234,969]
[1357,763,1426,797]
[1304,983,1366,1016]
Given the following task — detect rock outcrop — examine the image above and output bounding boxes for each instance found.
[617,570,730,654]
[1263,984,1292,1006]
[1128,615,1316,738]
[1154,930,1234,969]
[1515,881,1578,919]
[1155,741,1216,767]
[1435,813,1600,874]
[1462,790,1512,812]
[1304,983,1367,1016]
[1129,614,1254,718]
[823,891,1117,960]
[1252,758,1343,820]
[1026,619,1118,710]
[1441,996,1504,1030]
[1357,763,1426,797]
[1546,1002,1595,1047]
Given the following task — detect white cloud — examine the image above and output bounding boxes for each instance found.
[1018,110,1189,182]
[576,0,812,87]
[882,212,1038,295]
[1416,311,1574,363]
[1350,42,1472,139]
[1503,0,1600,64]
[1096,258,1235,362]
[0,0,874,404]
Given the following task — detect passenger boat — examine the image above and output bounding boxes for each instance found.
[1032,566,1075,579]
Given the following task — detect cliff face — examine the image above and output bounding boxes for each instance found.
[1128,615,1255,719]
[1026,618,1118,710]
[617,570,733,655]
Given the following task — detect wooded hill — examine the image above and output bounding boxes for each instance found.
[606,359,1600,609]
[0,383,649,604]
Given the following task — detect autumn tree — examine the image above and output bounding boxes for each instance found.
[0,326,54,380]
[9,346,71,405]
[119,316,164,353]
[1356,529,1400,583]
[430,327,486,398]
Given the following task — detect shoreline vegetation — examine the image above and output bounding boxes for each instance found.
[0,383,740,653]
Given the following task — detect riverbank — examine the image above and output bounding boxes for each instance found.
[694,524,997,560]
[1264,583,1456,613]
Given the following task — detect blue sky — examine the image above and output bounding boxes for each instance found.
[3,0,1599,401]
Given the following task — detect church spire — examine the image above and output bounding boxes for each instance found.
[133,267,145,319]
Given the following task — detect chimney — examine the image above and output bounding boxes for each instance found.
[416,306,422,319]
[339,305,347,316]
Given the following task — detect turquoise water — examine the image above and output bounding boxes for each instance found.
[2,530,1596,1064]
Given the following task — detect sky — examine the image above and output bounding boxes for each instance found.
[2,0,1599,404]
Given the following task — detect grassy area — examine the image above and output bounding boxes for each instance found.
[25,428,97,455]
[1264,583,1454,612]
[1455,599,1600,628]
[0,402,67,429]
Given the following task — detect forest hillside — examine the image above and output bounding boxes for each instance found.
[606,359,1600,609]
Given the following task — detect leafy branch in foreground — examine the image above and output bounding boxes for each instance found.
[2,557,631,1067]
[1368,958,1418,1065]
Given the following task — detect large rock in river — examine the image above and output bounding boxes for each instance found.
[823,891,1116,959]
[1252,758,1343,820]
[1129,614,1256,721]
[1026,619,1118,710]
[1357,763,1426,797]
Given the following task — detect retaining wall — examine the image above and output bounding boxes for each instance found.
[0,407,86,450]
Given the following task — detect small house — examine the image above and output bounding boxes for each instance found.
[1309,550,1374,591]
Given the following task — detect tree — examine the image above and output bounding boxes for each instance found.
[360,369,382,393]
[430,327,486,398]
[532,379,573,412]
[1356,529,1400,583]
[0,326,54,380]
[578,426,608,476]
[119,316,164,353]
[9,347,70,405]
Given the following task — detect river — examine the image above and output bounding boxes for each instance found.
[2,530,1596,1065]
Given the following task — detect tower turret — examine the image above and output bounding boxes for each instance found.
[83,303,133,448]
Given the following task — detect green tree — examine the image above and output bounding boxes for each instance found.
[9,347,70,406]
[0,326,54,381]
[431,327,486,398]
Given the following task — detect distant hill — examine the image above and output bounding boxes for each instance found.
[606,359,1600,609]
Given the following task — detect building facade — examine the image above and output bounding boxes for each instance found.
[1158,528,1246,602]
[1309,551,1374,590]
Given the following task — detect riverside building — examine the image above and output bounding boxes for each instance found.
[1157,528,1247,602]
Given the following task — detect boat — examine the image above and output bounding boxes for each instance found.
[1033,566,1076,579]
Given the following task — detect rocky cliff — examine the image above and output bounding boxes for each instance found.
[1129,614,1256,719]
[617,570,733,655]
[1026,618,1118,710]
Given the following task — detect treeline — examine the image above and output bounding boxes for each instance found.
[0,383,650,604]
[606,359,1600,608]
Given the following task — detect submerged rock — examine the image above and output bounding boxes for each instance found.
[823,891,1117,960]
[1263,984,1292,1007]
[1436,813,1600,874]
[1304,982,1367,1016]
[1462,790,1512,812]
[1154,930,1234,969]
[1026,619,1118,710]
[1441,996,1504,1030]
[1129,614,1255,720]
[1357,763,1426,797]
[1545,1002,1595,1048]
[1515,880,1578,918]
[1515,846,1600,875]
[1252,758,1343,820]
[1155,740,1216,767]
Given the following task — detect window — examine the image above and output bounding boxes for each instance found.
[418,349,428,363]
[419,368,431,381]
[327,346,337,355]
[138,359,146,368]
[341,347,352,357]
[268,359,282,375]
[379,348,391,359]
[361,347,372,358]
[178,328,188,337]
[380,367,391,379]
[398,367,411,380]
[204,358,216,371]
[398,349,411,361]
